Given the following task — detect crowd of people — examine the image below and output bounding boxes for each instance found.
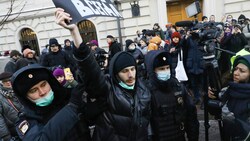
[0,7,250,141]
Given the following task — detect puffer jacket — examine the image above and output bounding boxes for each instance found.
[74,44,151,141]
[0,86,23,140]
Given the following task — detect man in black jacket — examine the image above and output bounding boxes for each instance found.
[144,50,199,141]
[55,8,152,141]
[106,35,122,60]
[41,38,74,71]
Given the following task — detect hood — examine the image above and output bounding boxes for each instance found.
[109,51,137,83]
[145,50,174,90]
[228,82,250,99]
[144,50,170,77]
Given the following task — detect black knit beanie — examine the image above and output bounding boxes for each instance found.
[113,52,136,74]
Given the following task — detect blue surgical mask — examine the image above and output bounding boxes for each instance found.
[156,70,171,81]
[119,81,135,90]
[33,90,54,107]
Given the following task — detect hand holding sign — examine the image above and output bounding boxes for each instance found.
[55,8,82,48]
[53,0,122,24]
[55,8,76,31]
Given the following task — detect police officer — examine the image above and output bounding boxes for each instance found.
[11,65,90,141]
[144,50,199,141]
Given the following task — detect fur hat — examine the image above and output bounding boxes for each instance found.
[49,38,60,47]
[113,52,136,74]
[53,68,65,77]
[11,65,54,97]
[153,52,170,69]
[0,72,12,81]
[23,48,35,58]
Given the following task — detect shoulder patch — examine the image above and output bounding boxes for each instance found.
[18,120,29,135]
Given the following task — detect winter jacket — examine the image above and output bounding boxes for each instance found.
[220,55,250,140]
[184,36,204,75]
[16,57,39,71]
[4,58,17,74]
[11,65,90,141]
[0,86,23,141]
[74,44,151,141]
[108,41,122,60]
[41,50,73,70]
[144,50,199,141]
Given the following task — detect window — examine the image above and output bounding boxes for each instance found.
[77,20,97,43]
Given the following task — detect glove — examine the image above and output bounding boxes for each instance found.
[69,83,85,107]
[84,98,108,121]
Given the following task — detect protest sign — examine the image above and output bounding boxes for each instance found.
[52,0,123,23]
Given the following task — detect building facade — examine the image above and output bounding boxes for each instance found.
[0,0,249,55]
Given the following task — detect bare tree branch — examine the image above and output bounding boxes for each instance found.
[0,0,26,31]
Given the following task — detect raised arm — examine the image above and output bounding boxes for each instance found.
[55,8,82,48]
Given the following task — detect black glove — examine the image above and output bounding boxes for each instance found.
[69,83,85,106]
[84,98,108,121]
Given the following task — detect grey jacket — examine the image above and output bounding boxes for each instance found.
[0,86,23,141]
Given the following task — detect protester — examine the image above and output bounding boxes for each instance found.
[0,72,23,141]
[164,32,186,77]
[144,50,199,141]
[106,35,122,60]
[238,14,250,45]
[202,16,208,23]
[11,65,91,141]
[4,50,22,73]
[139,37,148,55]
[16,48,39,71]
[41,38,75,71]
[209,55,250,140]
[153,23,165,40]
[55,8,152,141]
[53,67,78,88]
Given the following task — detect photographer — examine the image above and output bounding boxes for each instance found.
[209,55,250,140]
[238,14,250,45]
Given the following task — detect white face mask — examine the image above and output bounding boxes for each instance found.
[156,70,171,81]
[128,44,136,50]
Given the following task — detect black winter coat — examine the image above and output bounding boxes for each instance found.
[74,45,151,141]
[41,50,73,69]
[12,65,90,141]
[108,41,122,60]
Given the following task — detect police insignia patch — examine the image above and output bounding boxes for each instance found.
[18,120,29,135]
